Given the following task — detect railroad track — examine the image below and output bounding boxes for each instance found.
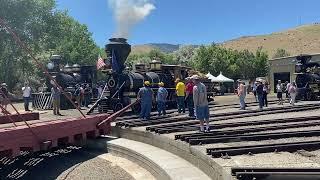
[117,99,279,121]
[116,103,320,129]
[115,102,320,160]
[232,168,320,180]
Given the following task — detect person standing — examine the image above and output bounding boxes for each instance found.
[138,81,153,120]
[22,82,32,111]
[97,84,103,98]
[80,84,85,107]
[156,82,168,116]
[276,80,284,105]
[74,84,81,108]
[262,81,270,107]
[237,80,246,110]
[175,78,186,113]
[192,75,210,132]
[84,84,91,108]
[0,83,9,114]
[288,81,297,105]
[185,77,195,117]
[256,80,264,110]
[284,81,290,100]
[285,81,291,102]
[51,84,62,116]
[252,82,257,102]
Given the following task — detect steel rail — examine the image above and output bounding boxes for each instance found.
[188,129,320,145]
[160,115,320,136]
[120,103,320,128]
[209,140,320,157]
[152,105,320,134]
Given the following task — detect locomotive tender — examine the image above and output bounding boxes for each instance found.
[295,54,320,100]
[89,38,213,113]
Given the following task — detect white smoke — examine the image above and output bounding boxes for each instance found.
[108,0,155,38]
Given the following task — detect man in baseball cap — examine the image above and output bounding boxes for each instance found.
[156,82,168,116]
[137,81,154,120]
[192,75,211,132]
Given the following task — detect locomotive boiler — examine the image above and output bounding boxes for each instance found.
[88,38,197,113]
[295,54,320,100]
[33,55,97,110]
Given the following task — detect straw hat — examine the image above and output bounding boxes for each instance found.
[158,82,164,86]
[144,81,151,86]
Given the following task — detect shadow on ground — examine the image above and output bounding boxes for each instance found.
[0,137,119,180]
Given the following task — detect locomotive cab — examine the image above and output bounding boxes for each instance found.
[295,54,320,100]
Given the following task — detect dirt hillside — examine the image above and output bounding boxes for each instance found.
[221,24,320,58]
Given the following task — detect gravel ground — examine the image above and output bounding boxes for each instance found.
[57,156,134,180]
[0,146,138,180]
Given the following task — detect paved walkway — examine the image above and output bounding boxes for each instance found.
[107,138,211,180]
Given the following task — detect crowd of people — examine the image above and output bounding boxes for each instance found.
[240,79,297,111]
[0,80,95,116]
[137,75,210,132]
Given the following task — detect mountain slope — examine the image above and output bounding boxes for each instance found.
[131,24,320,57]
[131,43,180,54]
[221,24,320,57]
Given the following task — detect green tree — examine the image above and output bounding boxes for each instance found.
[273,48,290,58]
[0,0,100,90]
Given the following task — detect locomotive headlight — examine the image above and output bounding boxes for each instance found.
[47,62,54,70]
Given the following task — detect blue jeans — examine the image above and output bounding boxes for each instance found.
[140,102,152,120]
[177,96,185,113]
[258,94,263,109]
[239,95,245,109]
[24,97,30,111]
[186,96,194,116]
[157,101,166,116]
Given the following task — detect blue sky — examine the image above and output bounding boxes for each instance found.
[56,0,320,47]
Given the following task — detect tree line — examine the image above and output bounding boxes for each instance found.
[0,0,100,90]
[1,0,291,91]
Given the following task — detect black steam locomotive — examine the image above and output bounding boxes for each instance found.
[295,54,320,100]
[45,55,96,109]
[89,38,213,114]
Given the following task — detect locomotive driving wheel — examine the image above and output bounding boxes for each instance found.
[113,102,124,113]
[306,91,313,101]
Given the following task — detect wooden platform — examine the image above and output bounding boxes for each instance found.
[0,114,110,157]
[0,112,39,124]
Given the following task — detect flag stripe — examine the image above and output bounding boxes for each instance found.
[97,55,106,70]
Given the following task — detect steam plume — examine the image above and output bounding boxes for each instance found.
[108,0,155,38]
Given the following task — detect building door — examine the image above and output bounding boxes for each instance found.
[273,72,290,92]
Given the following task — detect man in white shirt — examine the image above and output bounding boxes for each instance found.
[22,82,32,111]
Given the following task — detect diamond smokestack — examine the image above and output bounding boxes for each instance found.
[105,38,131,73]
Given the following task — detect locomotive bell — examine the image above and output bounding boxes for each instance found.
[105,38,131,73]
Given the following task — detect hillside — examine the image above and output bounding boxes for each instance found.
[131,43,180,54]
[131,24,320,58]
[221,24,320,58]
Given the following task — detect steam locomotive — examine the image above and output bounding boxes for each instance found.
[88,38,214,113]
[295,54,320,100]
[45,55,97,109]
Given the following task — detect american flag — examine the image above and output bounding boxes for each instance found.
[96,55,106,70]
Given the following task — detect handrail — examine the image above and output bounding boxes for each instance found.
[111,81,126,99]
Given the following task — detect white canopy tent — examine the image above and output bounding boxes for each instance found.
[205,72,218,81]
[211,72,234,83]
